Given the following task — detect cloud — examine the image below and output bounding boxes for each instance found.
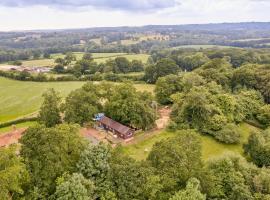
[0,0,179,11]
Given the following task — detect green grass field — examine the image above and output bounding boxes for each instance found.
[22,59,55,67]
[92,54,150,64]
[18,53,149,67]
[0,121,37,134]
[123,123,260,161]
[172,45,236,50]
[51,52,127,60]
[0,77,154,123]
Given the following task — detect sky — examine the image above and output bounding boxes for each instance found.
[0,0,269,31]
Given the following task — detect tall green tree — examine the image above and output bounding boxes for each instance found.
[20,124,87,197]
[114,57,131,73]
[0,146,29,200]
[144,58,180,83]
[257,105,270,127]
[130,60,144,72]
[63,82,102,125]
[147,130,203,195]
[169,178,206,200]
[109,148,162,200]
[38,88,61,127]
[244,128,270,167]
[54,173,95,200]
[105,83,156,130]
[77,144,111,197]
[205,154,254,200]
[155,74,183,105]
[64,52,76,66]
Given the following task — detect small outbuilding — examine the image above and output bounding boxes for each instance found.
[98,115,135,139]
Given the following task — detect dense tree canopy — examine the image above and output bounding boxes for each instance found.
[38,88,61,127]
[77,144,111,197]
[19,124,86,198]
[55,173,95,200]
[147,131,203,196]
[0,146,29,200]
[144,58,180,83]
[244,128,270,167]
[105,83,156,130]
[63,82,102,125]
[169,178,206,200]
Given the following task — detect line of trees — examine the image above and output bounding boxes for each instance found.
[53,52,145,78]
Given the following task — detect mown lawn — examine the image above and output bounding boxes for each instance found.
[123,123,260,161]
[0,77,154,123]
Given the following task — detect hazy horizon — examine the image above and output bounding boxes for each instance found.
[0,0,269,31]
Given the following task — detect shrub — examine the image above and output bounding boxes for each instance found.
[257,105,270,128]
[214,123,240,144]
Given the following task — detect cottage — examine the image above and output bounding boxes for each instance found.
[98,116,135,139]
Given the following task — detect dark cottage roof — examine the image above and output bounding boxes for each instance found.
[99,116,133,135]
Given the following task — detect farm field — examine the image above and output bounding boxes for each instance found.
[51,52,127,60]
[94,54,150,64]
[22,59,55,67]
[232,37,270,42]
[0,77,155,123]
[172,45,236,49]
[14,53,149,67]
[123,123,260,161]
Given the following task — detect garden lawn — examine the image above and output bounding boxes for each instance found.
[123,123,260,161]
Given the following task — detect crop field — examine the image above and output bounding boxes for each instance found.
[123,123,260,161]
[0,77,155,123]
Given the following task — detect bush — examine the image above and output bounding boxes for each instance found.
[214,123,240,144]
[257,105,270,128]
[104,73,121,82]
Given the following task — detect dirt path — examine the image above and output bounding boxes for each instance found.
[155,107,171,130]
[125,107,172,145]
[0,128,26,147]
